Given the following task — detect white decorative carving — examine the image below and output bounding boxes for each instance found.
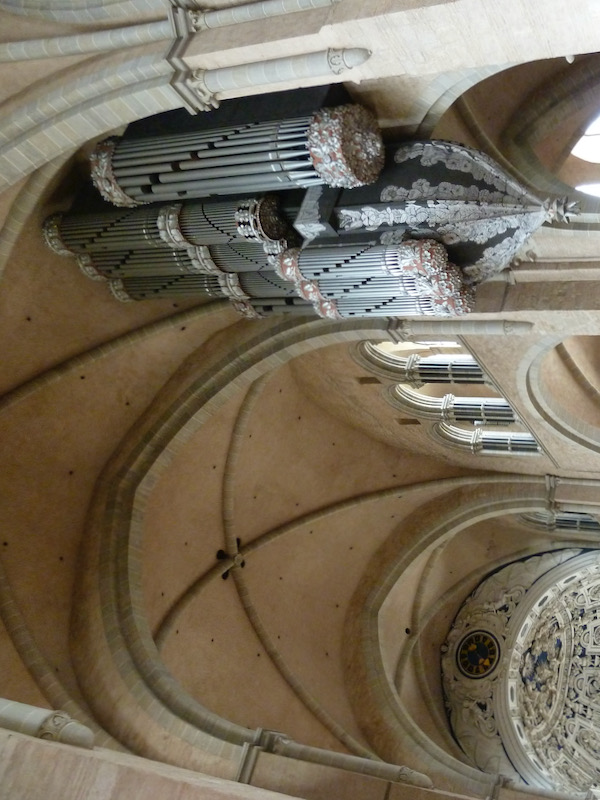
[77,255,106,282]
[90,139,141,208]
[326,48,370,75]
[184,69,220,110]
[109,279,133,303]
[307,104,384,189]
[38,710,72,741]
[443,550,600,794]
[234,196,292,255]
[217,273,250,300]
[337,140,559,283]
[231,300,264,319]
[157,203,189,249]
[293,185,327,241]
[42,214,74,256]
[275,248,342,319]
[186,246,222,274]
[187,9,207,30]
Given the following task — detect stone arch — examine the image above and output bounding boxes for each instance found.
[342,479,575,791]
[526,333,600,453]
[71,314,391,768]
[0,46,180,193]
[0,0,161,23]
[500,53,600,210]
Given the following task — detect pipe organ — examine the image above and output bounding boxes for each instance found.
[44,98,562,320]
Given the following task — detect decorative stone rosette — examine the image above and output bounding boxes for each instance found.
[90,138,141,208]
[306,104,384,189]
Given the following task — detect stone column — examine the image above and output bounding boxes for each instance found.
[0,698,94,749]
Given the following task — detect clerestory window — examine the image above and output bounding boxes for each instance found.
[570,114,600,197]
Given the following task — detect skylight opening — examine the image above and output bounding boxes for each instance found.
[572,114,600,163]
[575,183,600,198]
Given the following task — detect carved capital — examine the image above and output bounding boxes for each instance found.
[502,320,534,336]
[327,48,346,75]
[185,69,220,111]
[386,319,412,342]
[404,353,422,385]
[187,8,208,30]
[326,47,370,75]
[258,729,293,751]
[37,711,72,741]
[395,766,433,789]
[470,426,484,453]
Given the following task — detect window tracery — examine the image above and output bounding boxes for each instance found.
[521,510,600,532]
[358,340,540,456]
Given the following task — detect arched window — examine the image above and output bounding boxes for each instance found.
[391,385,517,424]
[358,340,541,456]
[521,510,600,531]
[572,114,600,164]
[435,423,540,455]
[360,343,485,386]
[571,114,600,197]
